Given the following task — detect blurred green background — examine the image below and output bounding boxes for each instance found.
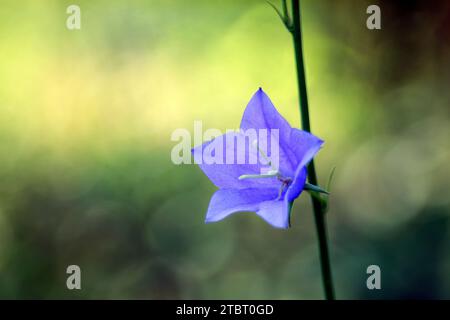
[0,0,449,299]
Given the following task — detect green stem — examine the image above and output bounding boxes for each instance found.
[291,0,335,300]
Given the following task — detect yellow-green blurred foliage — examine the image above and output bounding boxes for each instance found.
[0,0,449,298]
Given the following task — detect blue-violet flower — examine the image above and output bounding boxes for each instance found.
[192,88,324,229]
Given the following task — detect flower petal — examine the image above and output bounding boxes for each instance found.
[256,198,290,229]
[205,188,289,229]
[240,88,297,175]
[285,166,308,202]
[240,88,291,138]
[289,128,324,169]
[192,131,282,189]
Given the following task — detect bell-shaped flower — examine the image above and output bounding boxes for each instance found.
[192,88,324,229]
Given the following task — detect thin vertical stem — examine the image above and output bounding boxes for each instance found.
[291,0,335,300]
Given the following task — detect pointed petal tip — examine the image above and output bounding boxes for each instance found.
[272,223,290,230]
[255,87,269,98]
[266,221,290,229]
[204,214,216,224]
[316,139,325,150]
[205,213,227,224]
[256,87,266,96]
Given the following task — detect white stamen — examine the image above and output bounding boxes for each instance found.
[238,171,279,180]
[252,139,271,166]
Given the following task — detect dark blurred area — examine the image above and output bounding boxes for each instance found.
[0,0,448,299]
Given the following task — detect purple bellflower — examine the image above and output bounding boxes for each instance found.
[192,88,324,229]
